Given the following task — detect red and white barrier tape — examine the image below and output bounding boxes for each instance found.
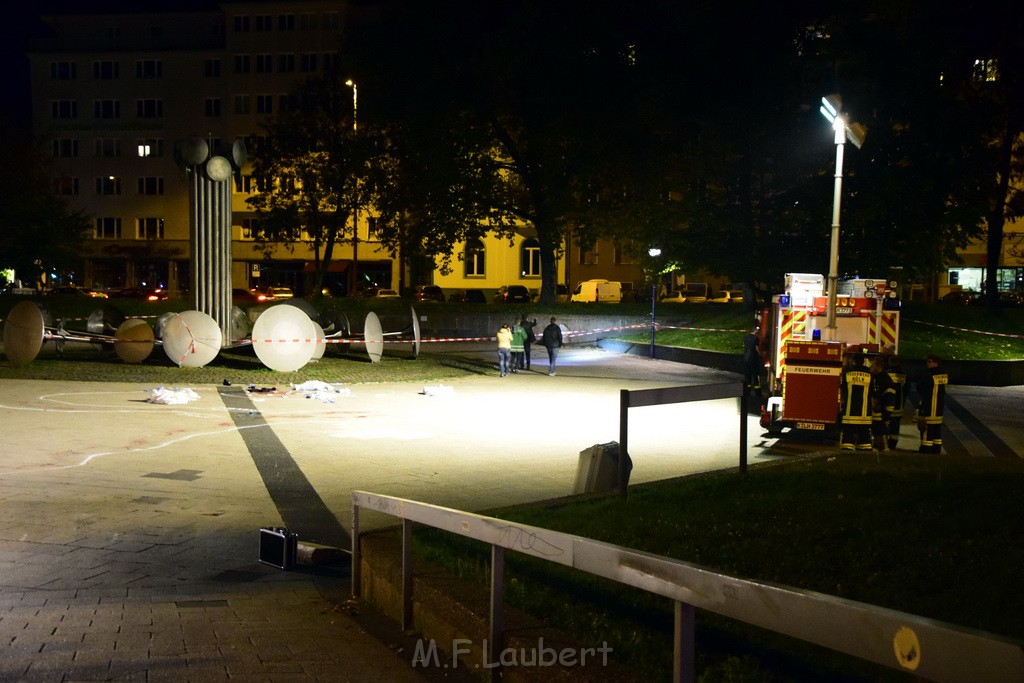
[905,319,1024,340]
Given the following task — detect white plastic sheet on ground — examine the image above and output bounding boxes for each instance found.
[289,380,351,403]
[146,387,201,404]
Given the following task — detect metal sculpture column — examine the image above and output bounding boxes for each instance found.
[176,137,246,346]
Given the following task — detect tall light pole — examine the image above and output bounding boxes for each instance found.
[818,94,866,341]
[345,79,359,295]
[649,248,661,358]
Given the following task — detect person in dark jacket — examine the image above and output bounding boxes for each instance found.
[916,355,948,454]
[742,326,763,400]
[884,354,908,450]
[519,315,537,370]
[540,317,563,376]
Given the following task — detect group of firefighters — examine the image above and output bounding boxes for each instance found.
[837,349,948,453]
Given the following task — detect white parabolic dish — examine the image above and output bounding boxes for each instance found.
[251,304,317,372]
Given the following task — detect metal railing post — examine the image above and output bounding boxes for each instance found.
[402,518,413,631]
[739,391,748,474]
[489,544,505,681]
[673,601,696,683]
[619,389,629,499]
[351,502,361,598]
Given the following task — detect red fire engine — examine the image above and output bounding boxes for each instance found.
[759,273,901,435]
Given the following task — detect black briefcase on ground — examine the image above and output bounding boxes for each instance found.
[259,526,298,569]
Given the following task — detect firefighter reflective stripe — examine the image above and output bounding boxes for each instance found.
[887,370,908,416]
[841,370,872,425]
[919,373,948,422]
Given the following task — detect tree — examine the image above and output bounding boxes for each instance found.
[245,74,378,295]
[353,0,652,303]
[0,118,91,288]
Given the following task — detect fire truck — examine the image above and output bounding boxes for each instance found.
[758,273,901,435]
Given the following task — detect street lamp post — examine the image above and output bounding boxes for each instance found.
[345,79,359,295]
[818,95,866,341]
[649,248,661,358]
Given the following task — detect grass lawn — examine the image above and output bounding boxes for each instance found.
[413,454,1024,681]
[621,302,1024,361]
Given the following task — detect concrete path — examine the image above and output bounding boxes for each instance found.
[1,345,1019,680]
[0,348,753,681]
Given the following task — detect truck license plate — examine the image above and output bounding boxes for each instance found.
[795,422,826,431]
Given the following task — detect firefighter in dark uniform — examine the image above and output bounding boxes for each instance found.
[916,355,948,454]
[742,326,763,401]
[884,354,908,450]
[869,355,895,451]
[839,353,873,451]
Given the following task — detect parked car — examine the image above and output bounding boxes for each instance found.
[448,288,487,303]
[659,290,692,303]
[412,284,445,302]
[109,287,169,301]
[709,289,744,304]
[494,284,531,303]
[270,286,294,299]
[44,286,108,298]
[531,284,569,303]
[373,288,401,299]
[233,288,271,304]
[938,290,981,305]
[998,290,1024,307]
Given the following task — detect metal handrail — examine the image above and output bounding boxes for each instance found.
[352,490,1024,683]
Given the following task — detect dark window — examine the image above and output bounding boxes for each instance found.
[137,177,164,195]
[204,59,221,77]
[51,61,76,80]
[234,54,251,74]
[136,99,163,118]
[135,59,162,78]
[95,217,121,239]
[96,176,122,195]
[51,100,78,119]
[205,98,222,117]
[53,138,78,157]
[93,61,119,79]
[94,100,120,119]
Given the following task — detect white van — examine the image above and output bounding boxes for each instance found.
[571,279,622,303]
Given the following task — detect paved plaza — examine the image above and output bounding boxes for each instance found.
[0,348,760,681]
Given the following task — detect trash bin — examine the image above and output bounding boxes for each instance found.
[573,441,632,494]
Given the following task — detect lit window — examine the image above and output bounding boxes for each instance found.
[137,138,163,157]
[521,238,540,277]
[465,239,485,277]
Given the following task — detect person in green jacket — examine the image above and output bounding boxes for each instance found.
[510,321,526,373]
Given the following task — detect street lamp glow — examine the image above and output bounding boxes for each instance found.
[818,94,866,340]
[649,248,662,258]
[345,79,358,131]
